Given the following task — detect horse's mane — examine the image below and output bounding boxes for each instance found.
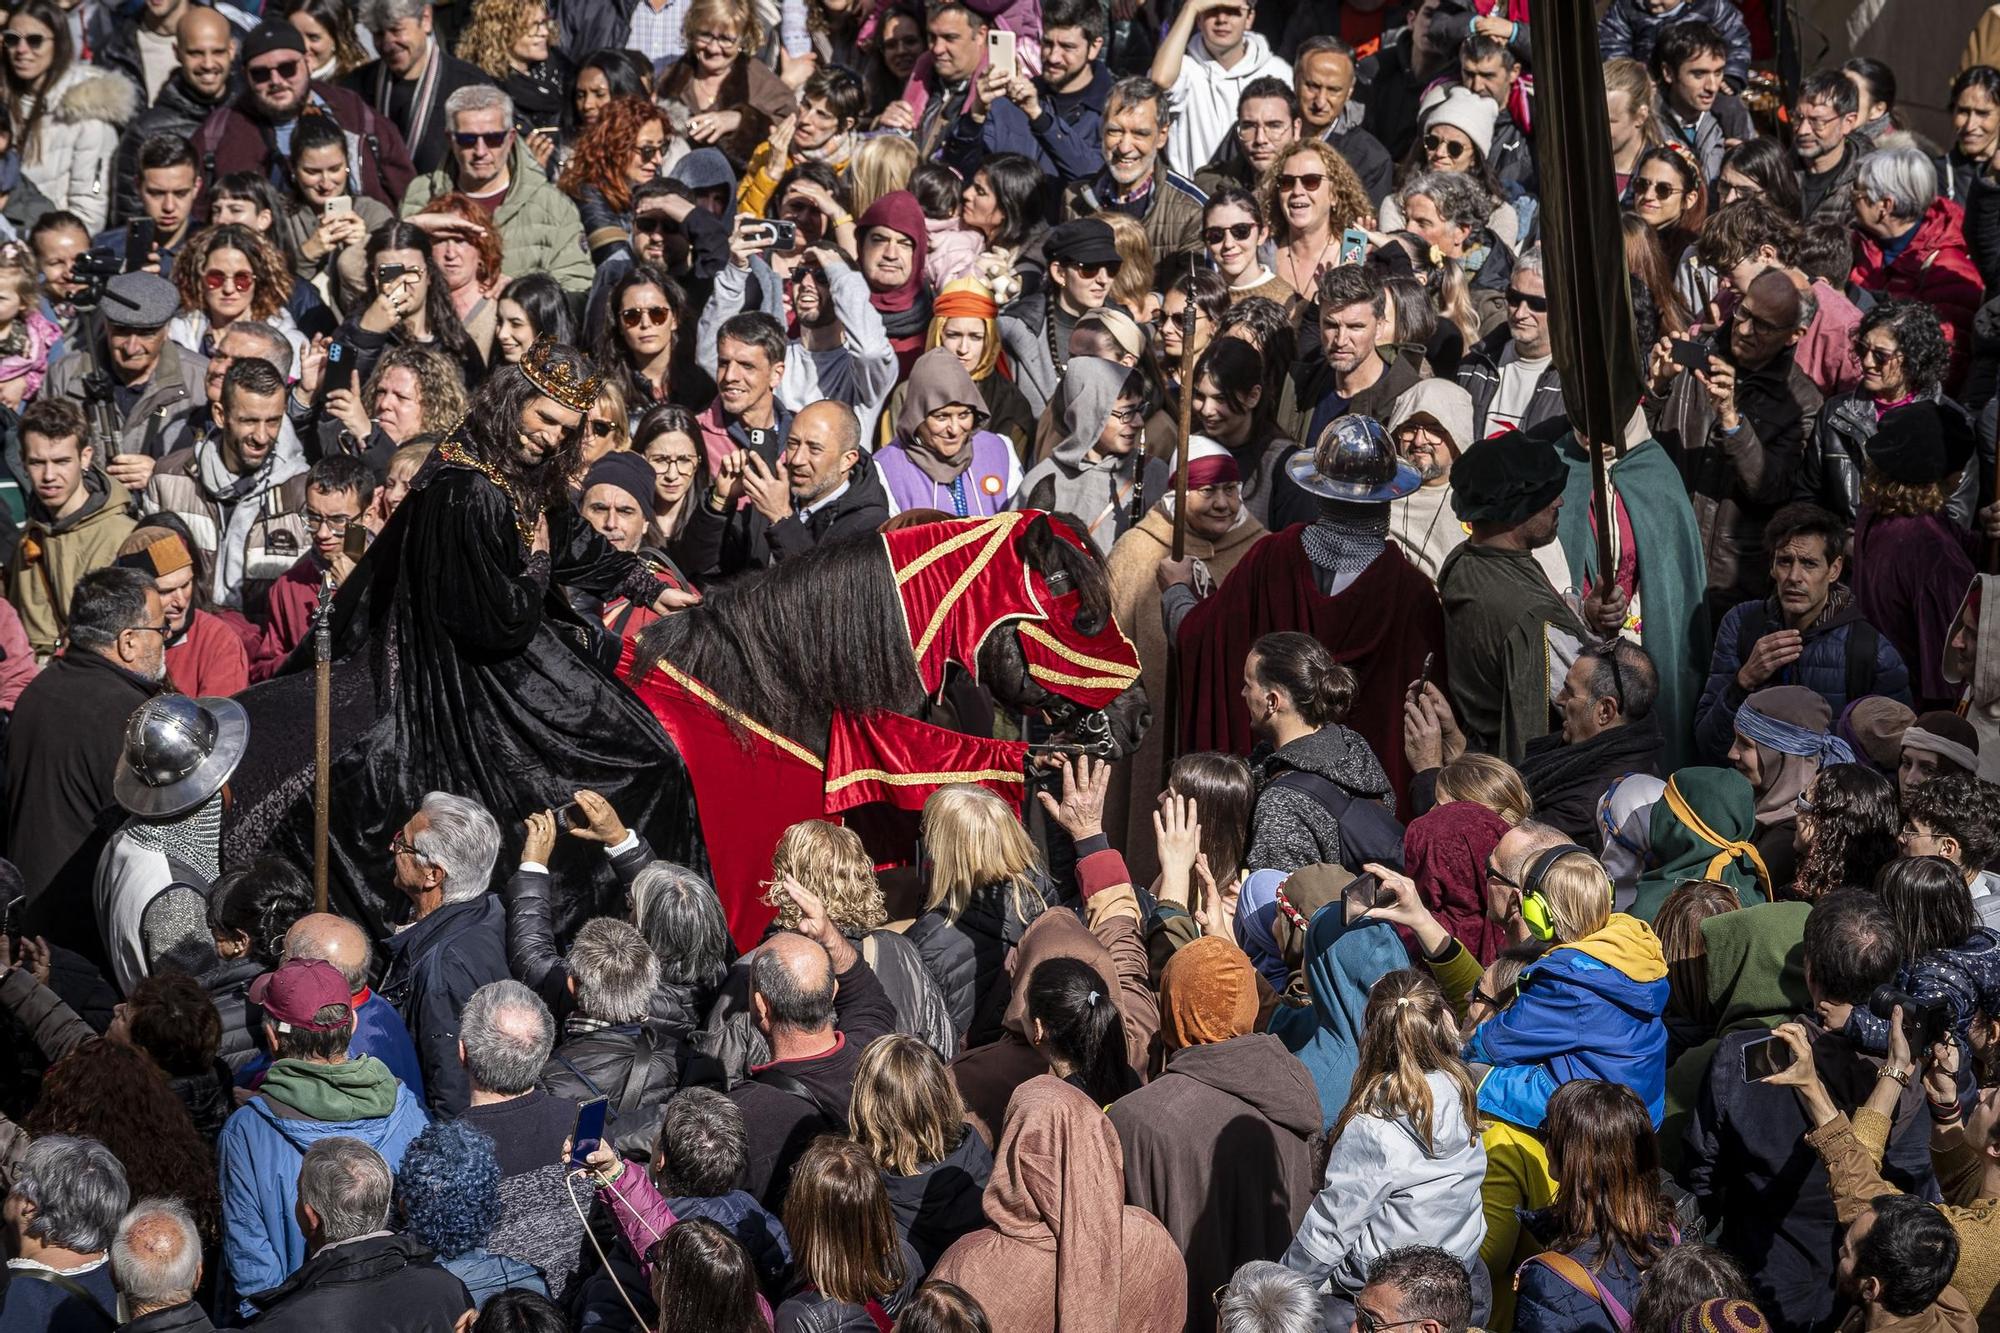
[1023,510,1112,637]
[635,531,925,748]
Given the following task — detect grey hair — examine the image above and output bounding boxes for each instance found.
[223,321,294,378]
[632,862,730,989]
[750,937,835,1034]
[1515,243,1543,278]
[1402,169,1492,233]
[10,1136,129,1254]
[1856,146,1939,223]
[357,0,430,29]
[1217,1261,1321,1333]
[446,82,515,129]
[459,979,554,1094]
[414,791,501,904]
[111,1199,201,1308]
[297,1137,392,1243]
[566,917,660,1024]
[1105,74,1166,121]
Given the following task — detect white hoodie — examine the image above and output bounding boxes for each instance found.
[1163,31,1292,179]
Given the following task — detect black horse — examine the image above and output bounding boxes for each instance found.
[631,510,1152,759]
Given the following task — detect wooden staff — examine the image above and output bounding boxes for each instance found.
[1171,256,1197,561]
[311,568,335,914]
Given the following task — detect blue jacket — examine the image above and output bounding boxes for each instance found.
[939,63,1111,184]
[1596,0,1753,89]
[443,1249,550,1310]
[379,894,511,1116]
[218,1059,431,1312]
[1267,903,1410,1130]
[1464,915,1670,1130]
[667,1190,793,1296]
[237,991,427,1101]
[1694,593,1911,761]
[1512,1232,1650,1333]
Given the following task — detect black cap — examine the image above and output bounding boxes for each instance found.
[242,19,308,64]
[1044,218,1120,268]
[1868,400,1975,486]
[1451,429,1567,524]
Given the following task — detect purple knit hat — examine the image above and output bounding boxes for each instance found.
[1676,1299,1770,1333]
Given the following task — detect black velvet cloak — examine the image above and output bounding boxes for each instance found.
[224,448,707,942]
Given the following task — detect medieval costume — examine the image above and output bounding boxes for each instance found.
[1103,443,1266,885]
[858,192,933,378]
[225,341,706,940]
[1403,801,1513,967]
[876,348,1021,519]
[1385,379,1476,581]
[1552,429,1713,772]
[1016,357,1170,558]
[1629,767,1770,923]
[1733,685,1855,893]
[1175,417,1441,804]
[1437,431,1590,765]
[1268,894,1409,1130]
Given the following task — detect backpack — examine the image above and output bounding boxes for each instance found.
[1516,1252,1633,1332]
[1731,601,1879,706]
[1267,770,1408,871]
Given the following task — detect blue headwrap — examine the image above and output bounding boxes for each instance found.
[1233,868,1290,991]
[1735,702,1856,766]
[1266,901,1409,1130]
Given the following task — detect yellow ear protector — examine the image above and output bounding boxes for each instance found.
[1518,844,1591,942]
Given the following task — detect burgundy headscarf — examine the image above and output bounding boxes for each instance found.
[858,190,934,374]
[1402,800,1513,965]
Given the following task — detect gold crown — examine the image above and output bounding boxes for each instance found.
[521,336,604,414]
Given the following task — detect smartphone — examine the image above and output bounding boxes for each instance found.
[324,339,355,394]
[342,523,370,562]
[323,196,354,217]
[1742,1033,1797,1082]
[1418,652,1435,691]
[987,28,1016,80]
[376,261,412,286]
[558,800,590,832]
[1670,338,1711,372]
[567,1096,610,1170]
[0,894,21,940]
[1342,872,1389,924]
[768,219,799,251]
[1338,226,1369,266]
[125,219,156,274]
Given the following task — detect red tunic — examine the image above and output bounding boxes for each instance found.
[165,609,250,698]
[1177,527,1447,807]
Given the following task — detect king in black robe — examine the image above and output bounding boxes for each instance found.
[226,425,707,942]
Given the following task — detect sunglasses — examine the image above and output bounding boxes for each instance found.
[1505,287,1548,313]
[1203,221,1256,245]
[1,30,46,50]
[634,213,675,235]
[588,419,617,437]
[248,57,300,83]
[452,129,511,149]
[1633,178,1683,202]
[1856,343,1901,365]
[622,305,671,328]
[1277,171,1325,192]
[633,141,667,162]
[1071,261,1120,279]
[1423,132,1467,160]
[204,270,254,292]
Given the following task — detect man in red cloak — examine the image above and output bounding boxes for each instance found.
[1165,415,1446,806]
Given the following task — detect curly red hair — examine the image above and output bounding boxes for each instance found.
[422,191,506,286]
[559,95,667,215]
[171,223,293,323]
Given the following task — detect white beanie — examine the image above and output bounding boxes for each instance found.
[1420,84,1498,161]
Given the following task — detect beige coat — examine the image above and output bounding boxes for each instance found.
[1103,502,1267,885]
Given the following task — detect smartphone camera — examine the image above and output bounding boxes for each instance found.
[769,220,799,251]
[1741,1033,1797,1082]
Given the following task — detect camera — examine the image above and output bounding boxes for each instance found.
[1868,985,1951,1049]
[69,246,123,312]
[376,262,413,285]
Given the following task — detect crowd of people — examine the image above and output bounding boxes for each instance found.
[0,0,1998,1331]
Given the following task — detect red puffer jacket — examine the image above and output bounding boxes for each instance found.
[1850,196,1987,392]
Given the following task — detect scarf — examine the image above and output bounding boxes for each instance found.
[195,437,281,604]
[1233,868,1290,990]
[1300,499,1389,578]
[895,346,988,484]
[858,190,933,334]
[375,40,442,164]
[1898,725,1979,776]
[122,790,223,885]
[1158,936,1259,1049]
[1736,686,1854,827]
[1403,800,1512,965]
[1630,767,1767,921]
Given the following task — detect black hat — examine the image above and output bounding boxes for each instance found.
[242,19,308,64]
[1867,400,1974,486]
[1450,428,1567,525]
[1044,218,1121,268]
[582,451,657,519]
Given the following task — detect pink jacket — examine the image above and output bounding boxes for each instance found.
[926,216,985,290]
[595,1167,775,1326]
[0,597,37,709]
[881,0,1041,120]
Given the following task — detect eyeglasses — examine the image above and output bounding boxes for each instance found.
[1277,171,1325,192]
[452,129,512,149]
[527,14,554,31]
[389,832,424,859]
[1719,178,1764,202]
[1423,132,1467,160]
[1203,221,1256,245]
[247,57,300,83]
[1505,287,1549,313]
[1354,1309,1430,1333]
[633,140,667,162]
[1,30,47,51]
[1633,178,1683,202]
[123,622,170,640]
[302,509,355,533]
[203,270,254,292]
[1107,404,1144,423]
[1072,261,1121,279]
[588,419,617,437]
[1731,303,1787,334]
[621,305,671,328]
[1484,861,1519,889]
[690,29,741,49]
[1856,343,1902,365]
[1470,981,1519,1011]
[652,454,699,473]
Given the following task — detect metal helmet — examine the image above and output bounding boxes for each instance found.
[1284,413,1421,503]
[112,694,250,819]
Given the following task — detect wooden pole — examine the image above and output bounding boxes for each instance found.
[1593,436,1616,588]
[311,570,334,914]
[1171,257,1197,561]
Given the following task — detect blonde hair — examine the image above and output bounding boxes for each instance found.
[1435,752,1532,825]
[1603,58,1662,151]
[919,785,1041,923]
[846,135,917,216]
[1099,212,1155,313]
[762,820,887,933]
[1260,139,1372,246]
[593,378,631,450]
[388,439,435,477]
[1332,970,1480,1155]
[683,0,762,56]
[1540,850,1614,943]
[849,1034,966,1175]
[454,0,543,80]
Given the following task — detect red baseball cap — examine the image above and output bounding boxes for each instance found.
[248,958,352,1031]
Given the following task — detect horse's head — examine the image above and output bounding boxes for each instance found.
[974,512,1150,758]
